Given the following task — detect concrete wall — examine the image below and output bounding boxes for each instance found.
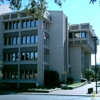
[84,52,91,69]
[49,11,67,81]
[69,46,82,81]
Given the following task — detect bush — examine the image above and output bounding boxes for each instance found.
[67,77,74,84]
[60,84,68,90]
[44,70,60,87]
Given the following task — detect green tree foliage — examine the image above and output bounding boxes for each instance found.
[44,70,60,87]
[0,0,99,19]
[84,68,95,82]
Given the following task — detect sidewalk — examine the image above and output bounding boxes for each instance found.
[19,82,100,96]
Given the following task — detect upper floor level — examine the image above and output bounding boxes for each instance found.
[69,23,99,54]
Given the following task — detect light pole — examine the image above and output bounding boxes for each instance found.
[92,36,98,94]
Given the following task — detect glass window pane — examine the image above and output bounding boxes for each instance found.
[8,53,10,61]
[22,20,26,28]
[74,32,80,38]
[9,22,12,29]
[26,36,30,44]
[12,53,15,61]
[69,32,73,38]
[17,37,19,44]
[21,36,25,44]
[12,37,16,45]
[17,21,20,29]
[16,53,19,61]
[34,52,38,60]
[35,35,38,43]
[31,35,34,43]
[4,38,7,45]
[5,23,8,30]
[21,53,25,60]
[13,22,16,29]
[35,20,38,27]
[30,52,34,60]
[81,32,86,38]
[8,37,11,45]
[26,20,30,27]
[26,52,29,60]
[3,54,6,61]
[31,20,34,27]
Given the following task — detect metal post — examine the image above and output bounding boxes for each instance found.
[94,39,97,94]
[93,36,98,94]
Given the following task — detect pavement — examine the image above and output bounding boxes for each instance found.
[18,82,100,97]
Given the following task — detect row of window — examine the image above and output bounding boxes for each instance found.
[2,70,37,79]
[3,52,38,61]
[4,19,38,30]
[4,35,38,45]
[69,31,86,38]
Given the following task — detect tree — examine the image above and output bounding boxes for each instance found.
[0,0,99,19]
[84,68,95,83]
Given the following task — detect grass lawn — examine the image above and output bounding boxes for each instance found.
[68,82,83,87]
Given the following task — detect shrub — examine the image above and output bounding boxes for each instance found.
[44,70,60,87]
[60,84,68,90]
[67,77,74,84]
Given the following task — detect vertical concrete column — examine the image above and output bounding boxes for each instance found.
[17,19,21,88]
[37,19,44,86]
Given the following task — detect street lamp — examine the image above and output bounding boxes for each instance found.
[92,36,98,94]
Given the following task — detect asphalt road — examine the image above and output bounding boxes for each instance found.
[0,94,100,100]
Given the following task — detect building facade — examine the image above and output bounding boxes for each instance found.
[0,10,98,88]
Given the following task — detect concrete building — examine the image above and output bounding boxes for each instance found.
[0,9,98,88]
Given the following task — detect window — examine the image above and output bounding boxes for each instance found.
[35,20,38,27]
[9,22,12,29]
[16,53,19,61]
[21,36,25,44]
[20,71,24,79]
[69,32,73,38]
[25,71,29,79]
[12,37,16,45]
[34,52,38,60]
[8,37,11,45]
[25,52,29,60]
[26,20,30,27]
[30,52,34,60]
[31,20,34,27]
[3,54,6,61]
[30,35,34,43]
[35,35,38,43]
[12,53,15,61]
[13,22,16,29]
[5,23,8,30]
[17,37,19,44]
[21,53,25,60]
[81,31,86,38]
[17,21,20,29]
[26,36,30,44]
[22,20,26,28]
[74,32,80,38]
[29,71,33,79]
[8,53,11,61]
[34,71,37,79]
[4,38,7,45]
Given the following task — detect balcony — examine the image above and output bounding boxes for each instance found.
[69,23,96,37]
